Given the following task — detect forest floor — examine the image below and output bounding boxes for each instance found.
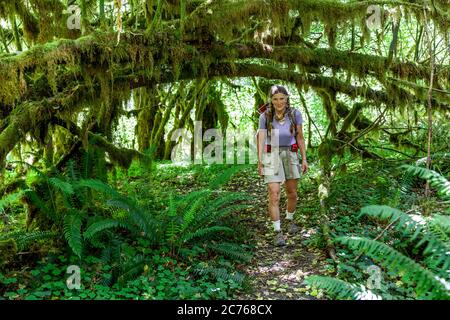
[223,169,329,300]
[1,158,448,300]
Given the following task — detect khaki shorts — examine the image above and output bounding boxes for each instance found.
[261,147,301,184]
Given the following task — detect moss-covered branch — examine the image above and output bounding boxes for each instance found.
[185,0,450,41]
[50,116,145,169]
[207,62,449,112]
[236,43,449,85]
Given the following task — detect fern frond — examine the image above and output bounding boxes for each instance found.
[360,205,422,240]
[0,230,57,251]
[77,179,120,197]
[117,255,151,285]
[181,195,209,232]
[194,194,251,227]
[203,192,251,215]
[173,189,211,212]
[427,216,450,264]
[84,219,126,240]
[48,177,74,196]
[198,203,251,228]
[0,190,24,212]
[106,198,133,211]
[182,226,233,243]
[106,197,157,238]
[360,205,450,274]
[304,276,363,300]
[66,160,79,181]
[64,212,83,258]
[194,262,245,284]
[208,166,242,190]
[167,193,177,217]
[205,242,252,262]
[336,236,449,299]
[400,165,450,201]
[398,169,416,195]
[429,215,450,235]
[166,219,182,244]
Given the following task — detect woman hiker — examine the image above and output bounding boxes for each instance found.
[257,85,309,246]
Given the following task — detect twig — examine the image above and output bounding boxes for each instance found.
[353,218,399,262]
[353,209,415,262]
[423,9,435,198]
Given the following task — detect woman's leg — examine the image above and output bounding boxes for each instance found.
[268,182,281,222]
[268,182,286,245]
[284,179,298,213]
[284,179,300,233]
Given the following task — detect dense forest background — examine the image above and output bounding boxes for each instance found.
[0,0,449,300]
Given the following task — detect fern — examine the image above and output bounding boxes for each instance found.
[336,236,449,299]
[360,205,450,273]
[66,160,80,181]
[166,220,182,245]
[180,195,209,232]
[64,211,84,258]
[98,237,150,287]
[194,262,245,284]
[208,166,243,190]
[360,205,421,239]
[106,197,157,237]
[172,189,211,212]
[193,193,251,228]
[99,237,125,286]
[164,193,179,245]
[429,215,450,241]
[0,230,57,251]
[167,193,177,217]
[160,188,250,252]
[182,226,234,243]
[304,276,375,300]
[0,190,24,212]
[398,168,416,196]
[48,177,74,196]
[77,179,120,198]
[117,255,152,286]
[201,192,250,217]
[204,203,251,225]
[84,219,126,240]
[205,242,252,262]
[400,165,450,202]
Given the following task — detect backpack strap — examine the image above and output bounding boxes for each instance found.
[287,108,299,146]
[265,109,271,144]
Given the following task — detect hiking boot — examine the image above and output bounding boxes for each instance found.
[274,231,286,246]
[287,222,300,234]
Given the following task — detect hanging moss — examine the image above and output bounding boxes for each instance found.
[89,132,142,169]
[338,102,364,134]
[317,138,340,170]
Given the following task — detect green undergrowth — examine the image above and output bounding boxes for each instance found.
[303,156,450,300]
[0,160,255,300]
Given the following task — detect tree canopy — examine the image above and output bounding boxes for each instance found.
[0,0,448,169]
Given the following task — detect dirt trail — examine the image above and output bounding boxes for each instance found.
[226,169,328,300]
